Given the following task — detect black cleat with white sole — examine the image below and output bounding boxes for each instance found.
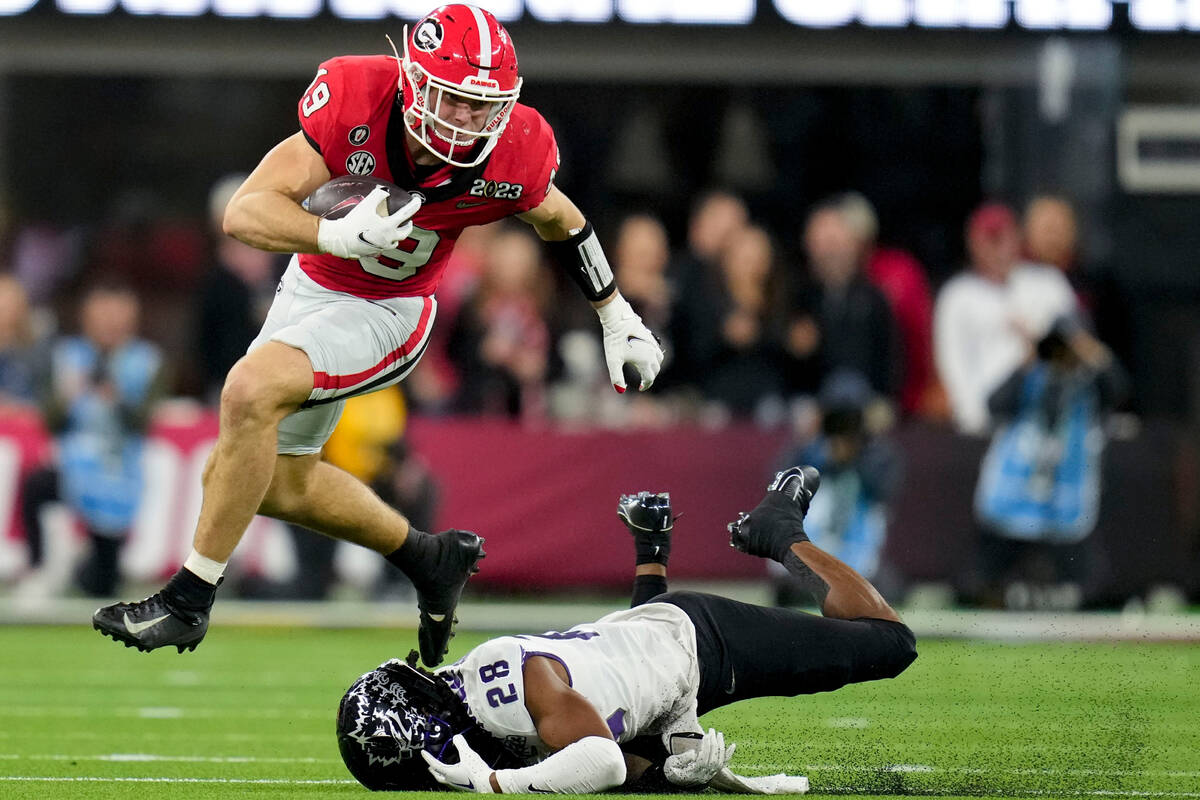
[617,491,674,565]
[92,591,209,654]
[728,465,822,563]
[413,529,485,668]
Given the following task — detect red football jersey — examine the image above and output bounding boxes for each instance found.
[297,55,559,300]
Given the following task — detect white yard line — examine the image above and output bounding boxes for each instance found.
[0,754,338,764]
[4,758,1199,790]
[0,776,357,784]
[819,787,1200,798]
[5,756,1197,778]
[792,764,1200,779]
[1,776,1198,796]
[0,706,328,719]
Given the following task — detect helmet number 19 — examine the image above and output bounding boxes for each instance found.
[359,224,440,282]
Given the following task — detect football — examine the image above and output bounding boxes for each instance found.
[303,176,418,220]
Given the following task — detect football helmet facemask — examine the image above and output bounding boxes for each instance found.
[336,656,474,790]
[397,4,522,168]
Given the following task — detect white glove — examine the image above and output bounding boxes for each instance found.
[710,769,809,795]
[421,734,495,793]
[316,186,422,260]
[595,293,664,393]
[663,728,736,788]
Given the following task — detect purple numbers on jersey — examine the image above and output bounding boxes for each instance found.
[486,685,519,707]
[478,660,511,682]
[479,660,520,708]
[605,709,627,739]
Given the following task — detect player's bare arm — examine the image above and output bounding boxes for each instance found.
[518,188,620,310]
[518,185,586,242]
[223,131,331,253]
[522,656,615,750]
[423,655,626,794]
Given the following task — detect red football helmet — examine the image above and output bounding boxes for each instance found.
[398,4,522,168]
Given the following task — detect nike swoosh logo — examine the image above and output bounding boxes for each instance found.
[124,612,170,635]
[456,200,487,209]
[725,670,737,694]
[527,786,554,794]
[356,232,376,246]
[451,779,474,790]
[427,613,447,622]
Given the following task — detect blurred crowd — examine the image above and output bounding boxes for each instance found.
[0,179,1162,610]
[0,179,1119,434]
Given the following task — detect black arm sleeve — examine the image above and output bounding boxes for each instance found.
[545,221,616,302]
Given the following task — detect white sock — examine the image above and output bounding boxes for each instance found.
[183,550,228,586]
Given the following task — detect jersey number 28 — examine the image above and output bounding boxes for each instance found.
[479,660,519,708]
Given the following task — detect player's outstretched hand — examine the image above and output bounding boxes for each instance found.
[595,293,664,393]
[316,186,422,260]
[663,728,736,788]
[422,734,495,793]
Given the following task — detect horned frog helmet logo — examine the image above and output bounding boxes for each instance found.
[413,19,443,52]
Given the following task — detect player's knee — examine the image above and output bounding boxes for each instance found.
[221,358,303,426]
[220,364,270,423]
[877,620,918,679]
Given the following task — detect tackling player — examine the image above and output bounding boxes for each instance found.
[336,466,917,793]
[92,3,664,667]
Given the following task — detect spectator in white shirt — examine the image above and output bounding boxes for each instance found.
[934,203,1077,436]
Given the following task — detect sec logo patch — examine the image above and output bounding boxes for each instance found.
[346,151,376,175]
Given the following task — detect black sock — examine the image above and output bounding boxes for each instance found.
[630,574,668,608]
[77,533,122,597]
[163,567,220,613]
[633,538,670,567]
[385,527,438,582]
[781,550,830,608]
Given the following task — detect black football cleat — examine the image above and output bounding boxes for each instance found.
[93,591,209,654]
[414,529,485,668]
[768,465,822,508]
[729,466,822,563]
[618,491,674,565]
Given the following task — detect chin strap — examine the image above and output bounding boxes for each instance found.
[387,31,406,95]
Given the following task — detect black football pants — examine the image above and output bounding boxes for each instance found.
[652,590,917,716]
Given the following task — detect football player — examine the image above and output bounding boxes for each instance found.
[92,4,664,666]
[336,466,917,793]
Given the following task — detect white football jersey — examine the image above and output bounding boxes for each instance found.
[437,602,702,762]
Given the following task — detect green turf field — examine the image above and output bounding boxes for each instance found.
[0,624,1197,799]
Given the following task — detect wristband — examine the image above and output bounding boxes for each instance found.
[547,221,615,302]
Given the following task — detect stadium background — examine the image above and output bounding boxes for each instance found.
[1,5,1199,797]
